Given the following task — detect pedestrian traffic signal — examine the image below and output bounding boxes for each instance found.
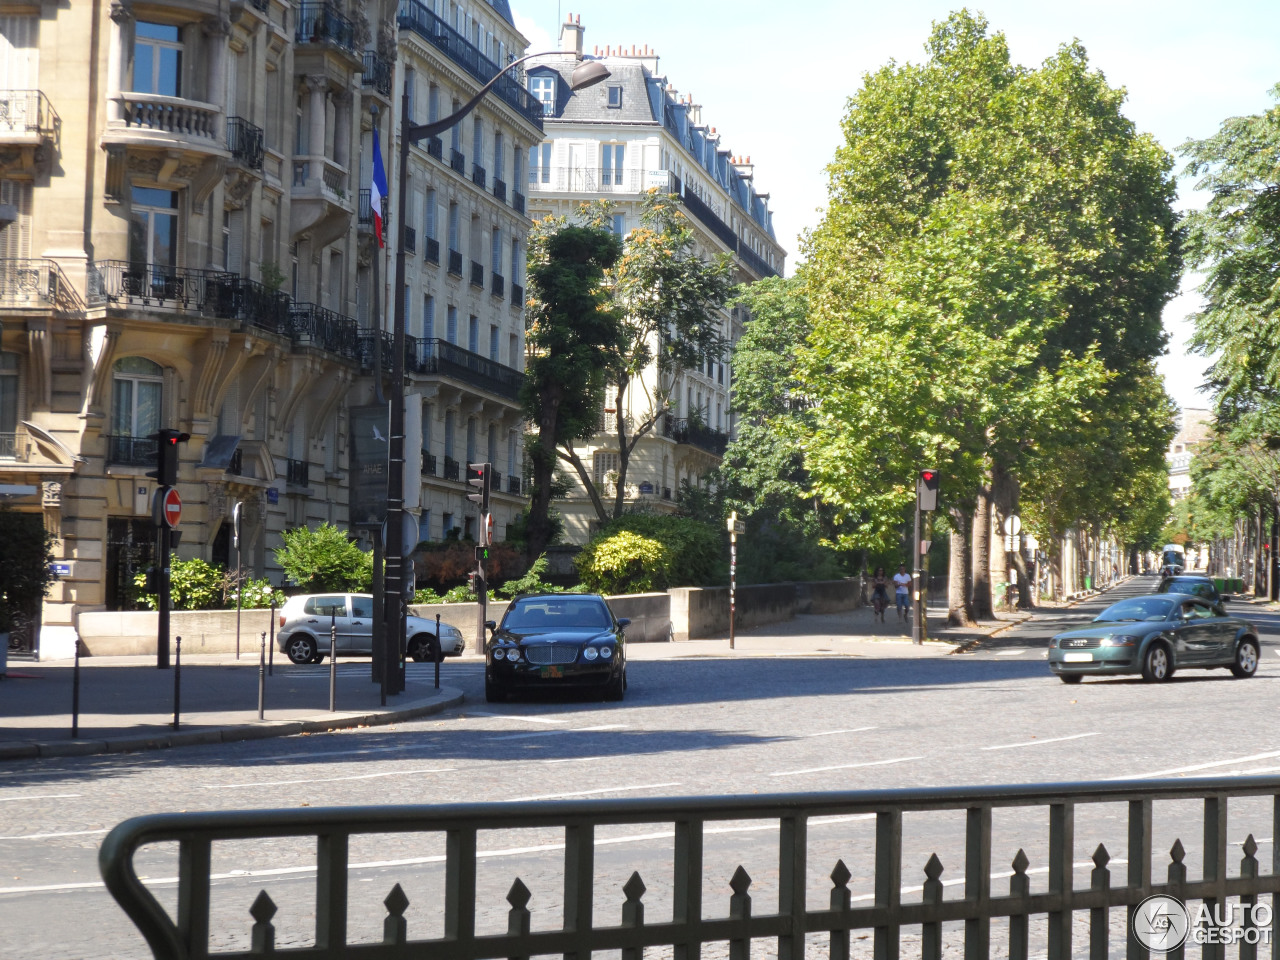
[146,429,190,487]
[918,468,940,511]
[475,544,490,564]
[466,461,492,515]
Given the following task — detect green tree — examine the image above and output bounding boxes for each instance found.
[274,523,373,592]
[0,508,53,633]
[522,220,624,561]
[575,514,724,594]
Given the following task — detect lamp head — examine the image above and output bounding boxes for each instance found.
[569,60,610,91]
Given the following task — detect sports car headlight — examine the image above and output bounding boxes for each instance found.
[582,646,599,661]
[1102,635,1139,647]
[598,646,613,659]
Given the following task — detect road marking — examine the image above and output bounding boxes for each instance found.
[769,756,924,777]
[204,768,456,789]
[763,727,878,743]
[506,783,681,802]
[981,733,1100,751]
[996,649,1030,657]
[489,724,626,741]
[0,828,107,841]
[1120,749,1280,780]
[0,793,80,803]
[470,713,570,725]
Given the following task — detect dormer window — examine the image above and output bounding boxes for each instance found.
[607,85,623,108]
[529,74,556,116]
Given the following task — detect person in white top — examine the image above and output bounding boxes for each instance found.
[892,564,912,620]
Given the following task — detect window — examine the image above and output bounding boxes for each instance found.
[444,410,455,458]
[593,452,619,488]
[134,22,181,97]
[601,143,625,186]
[489,324,499,361]
[468,315,479,353]
[428,84,439,124]
[493,132,504,180]
[607,85,623,108]
[487,423,498,463]
[466,417,477,464]
[491,226,501,272]
[447,202,459,252]
[446,305,458,344]
[509,333,519,367]
[472,119,484,169]
[128,186,178,269]
[422,401,432,452]
[303,596,347,617]
[442,512,454,538]
[529,142,551,183]
[511,238,521,282]
[0,352,18,442]
[424,189,436,239]
[513,147,522,187]
[507,430,517,476]
[418,511,432,543]
[112,357,163,439]
[612,213,626,237]
[529,74,555,115]
[424,295,435,340]
[450,100,461,152]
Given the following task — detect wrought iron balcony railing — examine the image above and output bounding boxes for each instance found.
[289,301,360,360]
[447,249,463,276]
[105,434,158,467]
[679,186,738,250]
[491,469,503,491]
[449,148,466,174]
[442,455,460,480]
[493,178,506,203]
[405,338,524,401]
[100,776,1280,960]
[511,282,523,307]
[513,190,525,215]
[95,261,292,335]
[226,116,264,170]
[491,273,504,298]
[286,458,309,486]
[507,474,521,495]
[0,431,27,460]
[426,136,443,161]
[0,89,58,141]
[471,163,486,189]
[356,330,394,372]
[404,226,416,254]
[662,414,729,457]
[0,258,75,312]
[424,237,440,264]
[422,451,437,476]
[295,2,357,53]
[360,51,393,98]
[396,0,544,129]
[470,261,483,288]
[736,243,778,278]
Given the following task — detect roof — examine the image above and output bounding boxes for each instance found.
[485,0,515,26]
[530,59,656,124]
[1174,408,1213,447]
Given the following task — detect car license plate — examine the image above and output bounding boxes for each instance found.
[541,666,563,678]
[1063,653,1092,663]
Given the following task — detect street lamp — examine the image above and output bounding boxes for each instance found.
[381,53,611,691]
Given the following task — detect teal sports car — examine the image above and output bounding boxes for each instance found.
[1047,594,1261,684]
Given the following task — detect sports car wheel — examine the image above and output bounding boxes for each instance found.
[286,635,318,665]
[1141,642,1172,683]
[1230,637,1260,678]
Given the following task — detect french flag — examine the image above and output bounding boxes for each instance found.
[370,126,388,248]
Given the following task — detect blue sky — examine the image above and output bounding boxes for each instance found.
[510,1,1279,412]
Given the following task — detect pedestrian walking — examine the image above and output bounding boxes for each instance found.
[893,564,912,620]
[870,567,889,622]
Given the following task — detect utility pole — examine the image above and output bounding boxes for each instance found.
[915,469,939,645]
[146,429,188,668]
[468,463,492,654]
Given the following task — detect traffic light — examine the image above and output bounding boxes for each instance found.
[918,468,940,512]
[466,462,492,516]
[146,429,190,487]
[475,544,490,564]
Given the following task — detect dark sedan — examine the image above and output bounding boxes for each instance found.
[1156,575,1230,604]
[1047,593,1261,684]
[485,594,628,702]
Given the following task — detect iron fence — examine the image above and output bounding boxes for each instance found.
[663,415,729,457]
[406,338,523,401]
[296,2,356,53]
[404,226,416,254]
[0,257,76,312]
[513,190,525,215]
[425,237,440,264]
[426,136,443,161]
[493,178,506,203]
[289,302,360,359]
[511,282,524,307]
[472,164,487,189]
[0,89,58,140]
[361,51,393,98]
[0,431,24,460]
[737,243,778,279]
[95,261,291,335]
[448,250,463,276]
[100,777,1280,960]
[507,474,521,494]
[226,116,264,170]
[423,451,437,476]
[491,273,504,298]
[443,456,460,481]
[450,149,467,174]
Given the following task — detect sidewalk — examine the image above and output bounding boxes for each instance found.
[0,652,462,761]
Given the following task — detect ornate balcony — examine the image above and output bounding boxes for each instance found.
[226,116,264,171]
[361,51,393,100]
[507,475,522,495]
[0,259,78,315]
[426,137,443,161]
[511,282,524,308]
[0,90,58,174]
[491,273,504,298]
[472,163,486,189]
[106,93,224,164]
[470,261,483,288]
[295,2,357,55]
[493,178,506,203]
[443,456,460,481]
[404,226,416,255]
[405,338,524,402]
[423,452,437,476]
[513,190,526,215]
[450,149,466,175]
[289,302,360,360]
[662,414,728,457]
[736,243,778,279]
[290,156,353,246]
[447,249,463,276]
[424,237,440,264]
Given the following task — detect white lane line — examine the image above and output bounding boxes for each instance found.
[981,733,1100,752]
[1274,650,1280,657]
[0,828,108,841]
[770,756,924,777]
[204,768,456,790]
[506,783,681,802]
[1119,749,1280,780]
[763,727,878,743]
[996,649,1030,657]
[0,793,80,803]
[490,724,626,741]
[469,713,570,725]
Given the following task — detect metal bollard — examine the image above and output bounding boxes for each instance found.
[434,613,442,690]
[172,636,182,730]
[71,639,81,738]
[268,592,276,677]
[329,615,337,712]
[257,632,266,720]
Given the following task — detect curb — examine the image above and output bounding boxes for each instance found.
[0,688,465,762]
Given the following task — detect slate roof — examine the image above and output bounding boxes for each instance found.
[531,59,656,124]
[485,0,515,26]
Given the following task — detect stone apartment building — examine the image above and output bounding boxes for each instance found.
[0,0,538,658]
[524,16,786,543]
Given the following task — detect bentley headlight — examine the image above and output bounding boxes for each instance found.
[598,646,614,659]
[582,646,599,661]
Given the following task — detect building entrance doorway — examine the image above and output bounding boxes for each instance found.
[106,518,155,611]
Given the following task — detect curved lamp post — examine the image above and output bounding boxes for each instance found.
[381,54,611,692]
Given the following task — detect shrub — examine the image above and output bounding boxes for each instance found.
[133,558,285,611]
[500,554,563,598]
[0,507,54,631]
[415,541,523,590]
[275,523,373,592]
[575,515,724,594]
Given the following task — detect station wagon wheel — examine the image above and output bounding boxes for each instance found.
[1141,642,1172,683]
[286,635,318,665]
[409,635,436,662]
[1230,638,1260,678]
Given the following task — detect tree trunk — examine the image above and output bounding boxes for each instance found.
[525,388,563,563]
[1256,506,1267,596]
[947,507,976,626]
[559,445,610,526]
[971,478,994,620]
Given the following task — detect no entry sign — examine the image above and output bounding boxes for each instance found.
[159,487,182,528]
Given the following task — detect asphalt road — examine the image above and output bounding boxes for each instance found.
[4,575,1279,958]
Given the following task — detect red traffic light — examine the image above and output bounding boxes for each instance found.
[921,471,936,483]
